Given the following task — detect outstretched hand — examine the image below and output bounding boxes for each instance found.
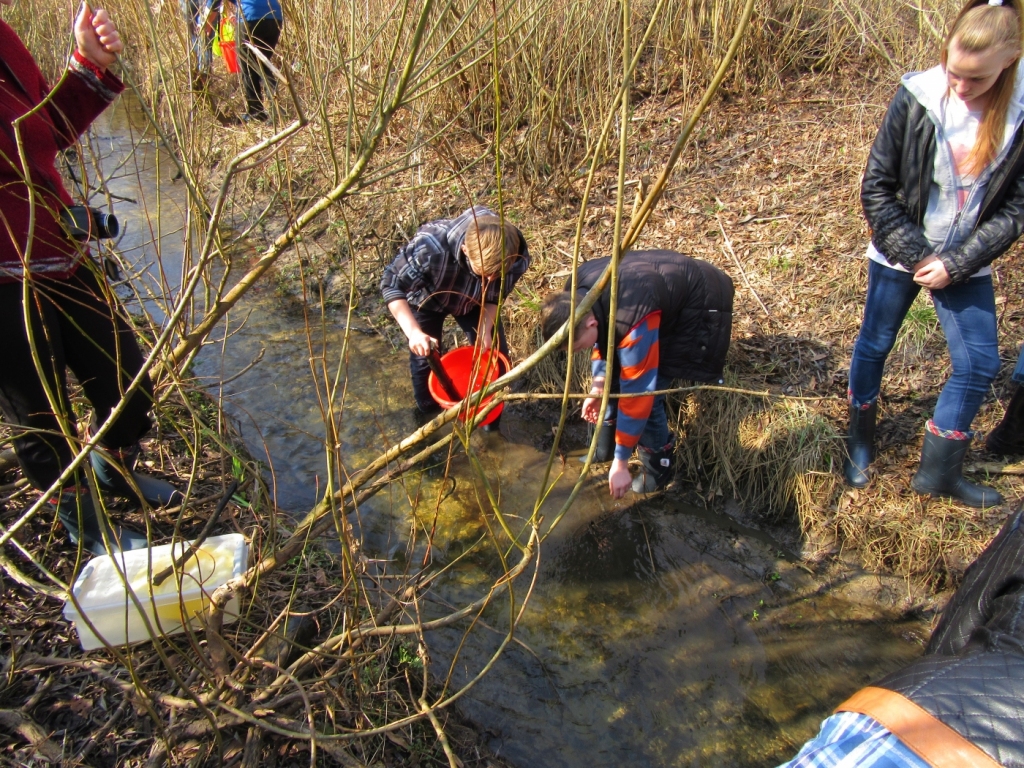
[608,458,632,498]
[75,3,122,72]
[581,382,605,424]
[581,395,602,424]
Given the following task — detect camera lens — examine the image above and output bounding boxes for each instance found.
[92,211,120,240]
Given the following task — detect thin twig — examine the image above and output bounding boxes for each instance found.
[717,211,773,323]
[152,479,239,586]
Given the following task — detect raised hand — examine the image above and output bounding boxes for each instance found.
[74,3,122,72]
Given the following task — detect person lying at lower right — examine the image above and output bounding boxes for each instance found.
[777,506,1024,768]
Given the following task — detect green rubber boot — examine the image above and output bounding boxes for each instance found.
[581,422,616,463]
[911,430,1003,509]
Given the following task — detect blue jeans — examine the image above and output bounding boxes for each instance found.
[849,260,999,433]
[603,372,674,450]
[1013,345,1024,384]
[181,0,212,73]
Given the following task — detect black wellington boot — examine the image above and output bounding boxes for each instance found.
[631,439,676,493]
[413,404,444,429]
[843,401,877,488]
[911,430,1004,508]
[985,384,1024,456]
[90,444,183,508]
[412,406,448,476]
[55,489,149,555]
[581,422,616,463]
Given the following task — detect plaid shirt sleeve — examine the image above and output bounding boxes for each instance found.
[380,218,453,306]
[777,713,930,768]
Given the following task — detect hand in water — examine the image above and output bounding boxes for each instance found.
[609,458,631,498]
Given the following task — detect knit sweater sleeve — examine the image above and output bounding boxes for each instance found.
[45,52,124,151]
[613,311,661,461]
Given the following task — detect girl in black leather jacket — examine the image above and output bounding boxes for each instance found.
[845,0,1024,507]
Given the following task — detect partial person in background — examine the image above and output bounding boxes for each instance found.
[207,0,282,122]
[380,206,530,429]
[986,343,1024,455]
[181,0,214,88]
[540,251,733,498]
[0,2,181,554]
[844,0,1024,508]
[777,506,1024,768]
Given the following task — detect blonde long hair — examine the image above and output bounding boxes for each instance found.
[942,0,1024,175]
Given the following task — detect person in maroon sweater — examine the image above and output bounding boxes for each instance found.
[0,3,180,555]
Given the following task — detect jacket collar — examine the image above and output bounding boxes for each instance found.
[902,60,1024,148]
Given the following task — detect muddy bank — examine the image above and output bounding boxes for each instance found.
[0,388,521,768]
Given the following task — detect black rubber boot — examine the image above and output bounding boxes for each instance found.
[412,406,447,476]
[54,489,149,555]
[580,422,616,463]
[843,401,877,488]
[90,444,183,508]
[985,384,1024,456]
[631,439,675,493]
[413,405,443,428]
[911,430,1004,508]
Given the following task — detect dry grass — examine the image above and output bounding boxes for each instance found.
[498,62,1024,581]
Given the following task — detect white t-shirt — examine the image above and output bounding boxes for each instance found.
[943,91,983,202]
[868,91,992,277]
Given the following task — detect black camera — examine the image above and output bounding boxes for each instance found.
[60,205,120,242]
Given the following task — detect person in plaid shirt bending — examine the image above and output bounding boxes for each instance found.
[380,206,530,428]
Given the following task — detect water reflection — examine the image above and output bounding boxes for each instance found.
[431,496,923,768]
[86,98,927,768]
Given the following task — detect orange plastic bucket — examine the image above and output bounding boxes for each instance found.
[220,40,240,73]
[427,346,510,425]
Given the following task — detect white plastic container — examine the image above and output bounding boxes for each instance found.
[63,533,248,650]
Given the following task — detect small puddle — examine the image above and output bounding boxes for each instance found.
[89,99,928,768]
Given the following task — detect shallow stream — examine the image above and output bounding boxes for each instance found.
[92,102,927,768]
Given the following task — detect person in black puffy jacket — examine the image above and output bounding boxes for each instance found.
[778,506,1024,768]
[844,0,1024,508]
[540,251,733,498]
